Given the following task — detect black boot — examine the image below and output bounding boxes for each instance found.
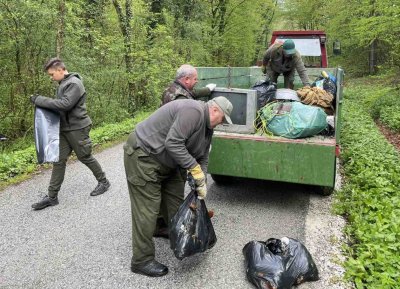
[32,195,59,210]
[90,179,111,196]
[131,260,168,277]
[153,217,169,239]
[153,227,169,239]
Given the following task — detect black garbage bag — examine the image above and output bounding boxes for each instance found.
[312,76,337,96]
[252,80,277,110]
[243,237,319,289]
[34,106,60,164]
[169,190,217,260]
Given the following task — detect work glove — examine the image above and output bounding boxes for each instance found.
[30,94,38,104]
[205,83,216,91]
[261,65,267,74]
[188,164,207,199]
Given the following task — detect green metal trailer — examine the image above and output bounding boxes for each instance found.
[196,66,344,195]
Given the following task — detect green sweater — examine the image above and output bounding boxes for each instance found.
[135,99,213,171]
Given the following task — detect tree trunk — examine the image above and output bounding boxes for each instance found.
[56,0,65,58]
[148,0,164,29]
[112,0,135,114]
[369,39,377,75]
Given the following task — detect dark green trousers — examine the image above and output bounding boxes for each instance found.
[266,66,295,89]
[123,132,185,264]
[48,125,106,198]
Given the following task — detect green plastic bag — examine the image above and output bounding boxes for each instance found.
[258,101,327,139]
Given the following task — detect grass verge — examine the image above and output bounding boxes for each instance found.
[336,79,400,288]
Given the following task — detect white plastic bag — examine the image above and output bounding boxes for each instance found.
[34,106,60,164]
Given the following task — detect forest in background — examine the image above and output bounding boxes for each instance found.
[1,0,399,141]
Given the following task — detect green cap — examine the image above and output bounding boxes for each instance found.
[283,39,296,55]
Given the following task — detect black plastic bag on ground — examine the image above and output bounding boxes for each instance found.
[169,190,217,260]
[243,237,319,289]
[252,80,277,110]
[34,106,60,164]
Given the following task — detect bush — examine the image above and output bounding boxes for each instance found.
[336,84,400,288]
[380,106,400,131]
[369,87,400,132]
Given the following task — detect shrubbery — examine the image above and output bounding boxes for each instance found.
[369,88,400,132]
[336,83,400,288]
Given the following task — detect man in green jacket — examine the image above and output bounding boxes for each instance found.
[262,39,311,89]
[124,97,232,277]
[30,58,110,210]
[161,64,216,105]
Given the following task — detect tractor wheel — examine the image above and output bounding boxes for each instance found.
[210,174,232,185]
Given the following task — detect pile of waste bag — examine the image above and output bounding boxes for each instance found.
[243,237,319,289]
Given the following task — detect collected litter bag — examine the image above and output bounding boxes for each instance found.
[312,75,337,96]
[258,101,327,139]
[169,190,217,260]
[243,237,319,289]
[251,80,277,110]
[34,106,60,164]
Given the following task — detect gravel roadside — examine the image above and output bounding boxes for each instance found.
[300,168,354,289]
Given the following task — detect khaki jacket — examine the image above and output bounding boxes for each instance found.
[262,43,310,85]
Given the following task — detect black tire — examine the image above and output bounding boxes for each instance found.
[317,186,334,196]
[210,174,232,185]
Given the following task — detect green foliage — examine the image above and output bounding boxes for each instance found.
[281,0,329,30]
[282,0,400,76]
[349,74,400,132]
[379,106,400,132]
[0,0,277,140]
[90,111,151,145]
[0,0,57,139]
[0,111,151,184]
[0,146,37,182]
[336,81,400,288]
[370,91,400,132]
[129,24,185,109]
[216,0,268,66]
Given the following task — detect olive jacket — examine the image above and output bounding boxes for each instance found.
[34,73,91,131]
[135,99,213,172]
[262,43,310,86]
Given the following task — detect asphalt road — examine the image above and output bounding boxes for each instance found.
[0,142,316,289]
